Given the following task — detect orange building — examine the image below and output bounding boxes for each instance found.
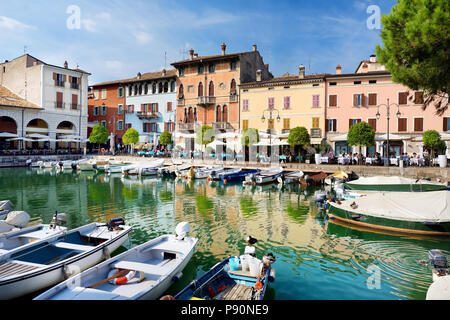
[88,82,126,146]
[171,43,272,151]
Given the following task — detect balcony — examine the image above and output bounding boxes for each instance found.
[71,104,79,110]
[178,122,200,131]
[55,80,65,87]
[229,94,238,103]
[71,83,79,90]
[282,129,290,135]
[137,111,161,119]
[212,122,234,131]
[177,99,185,106]
[54,102,65,109]
[310,128,322,138]
[197,96,216,105]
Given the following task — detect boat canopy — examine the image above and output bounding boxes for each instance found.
[332,191,450,223]
[346,176,445,187]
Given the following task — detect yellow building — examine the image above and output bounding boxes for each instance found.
[239,66,327,147]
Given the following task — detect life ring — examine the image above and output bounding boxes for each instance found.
[101,148,106,154]
[108,268,136,285]
[223,179,227,185]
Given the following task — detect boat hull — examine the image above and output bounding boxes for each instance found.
[328,203,450,236]
[344,183,447,192]
[221,170,259,183]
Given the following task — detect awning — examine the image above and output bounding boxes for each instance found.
[329,134,348,142]
[412,133,450,142]
[375,134,411,141]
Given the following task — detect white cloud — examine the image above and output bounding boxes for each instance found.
[81,12,112,33]
[0,16,35,31]
[133,31,153,45]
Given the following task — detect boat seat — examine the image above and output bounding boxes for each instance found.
[53,242,94,251]
[55,286,127,300]
[110,261,168,276]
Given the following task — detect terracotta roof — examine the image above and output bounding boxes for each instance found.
[171,51,252,66]
[0,85,42,109]
[91,69,177,87]
[241,73,329,87]
[325,70,391,79]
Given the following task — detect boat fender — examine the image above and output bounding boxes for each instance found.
[223,179,227,185]
[160,295,175,300]
[172,271,183,282]
[217,284,227,293]
[207,285,216,297]
[108,269,137,285]
[269,268,276,282]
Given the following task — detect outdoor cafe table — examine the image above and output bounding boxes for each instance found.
[409,158,424,166]
[365,157,376,165]
[320,157,329,164]
[338,157,349,165]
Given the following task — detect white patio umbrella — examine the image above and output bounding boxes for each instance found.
[216,132,237,139]
[0,132,18,138]
[27,133,49,139]
[7,137,33,142]
[36,138,59,142]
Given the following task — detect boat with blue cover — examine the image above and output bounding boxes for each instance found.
[174,253,276,300]
[220,169,259,183]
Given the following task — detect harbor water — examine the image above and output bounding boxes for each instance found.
[1,167,449,300]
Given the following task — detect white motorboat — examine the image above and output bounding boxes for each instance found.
[0,217,132,300]
[426,250,450,300]
[39,161,57,169]
[209,168,240,181]
[195,166,224,179]
[244,167,283,185]
[277,170,304,185]
[34,222,198,300]
[122,159,165,176]
[77,159,96,171]
[57,160,77,171]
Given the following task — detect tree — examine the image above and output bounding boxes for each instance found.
[196,125,215,159]
[423,129,445,161]
[89,125,109,153]
[288,127,310,148]
[122,128,139,155]
[241,128,260,147]
[375,0,450,115]
[347,122,375,164]
[159,131,173,147]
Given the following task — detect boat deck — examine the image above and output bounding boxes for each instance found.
[221,283,254,300]
[0,260,42,279]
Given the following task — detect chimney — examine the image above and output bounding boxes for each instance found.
[256,69,262,82]
[252,44,257,52]
[194,53,198,58]
[370,54,377,63]
[64,61,68,69]
[189,49,194,60]
[221,43,226,55]
[162,69,166,76]
[264,64,269,70]
[336,64,342,75]
[362,63,368,73]
[299,65,305,79]
[137,72,142,79]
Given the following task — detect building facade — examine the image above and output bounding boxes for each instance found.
[0,54,90,150]
[171,43,272,153]
[325,55,450,157]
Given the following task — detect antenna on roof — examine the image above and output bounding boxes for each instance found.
[308,57,311,74]
[24,45,28,54]
[179,47,188,60]
[164,51,167,69]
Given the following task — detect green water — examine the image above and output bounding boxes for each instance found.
[1,167,449,300]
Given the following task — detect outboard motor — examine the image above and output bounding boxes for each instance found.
[175,221,190,240]
[429,250,449,279]
[58,161,63,169]
[71,162,77,170]
[107,217,125,231]
[261,253,276,282]
[50,212,67,228]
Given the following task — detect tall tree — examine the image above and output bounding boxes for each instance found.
[423,129,445,161]
[196,125,215,159]
[287,127,310,149]
[89,125,109,153]
[159,131,173,147]
[122,128,139,154]
[376,0,450,115]
[347,122,375,164]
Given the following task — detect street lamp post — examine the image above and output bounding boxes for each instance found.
[261,107,281,162]
[376,98,401,167]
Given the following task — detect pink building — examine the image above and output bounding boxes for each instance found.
[325,55,450,158]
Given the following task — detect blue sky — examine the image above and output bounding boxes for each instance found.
[0,0,397,84]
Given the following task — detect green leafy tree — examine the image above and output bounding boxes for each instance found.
[288,127,310,148]
[89,125,109,153]
[347,122,375,164]
[423,129,445,161]
[159,131,173,146]
[196,125,215,159]
[376,0,450,115]
[122,128,139,155]
[241,128,260,146]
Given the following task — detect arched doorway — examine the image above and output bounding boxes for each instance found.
[216,106,222,122]
[0,116,18,150]
[26,118,49,149]
[56,121,77,149]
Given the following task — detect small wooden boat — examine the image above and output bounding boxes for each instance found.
[208,167,234,181]
[426,250,450,300]
[195,166,224,179]
[277,170,304,185]
[34,222,198,300]
[0,217,132,300]
[122,159,165,176]
[159,163,190,177]
[174,253,276,300]
[300,171,327,186]
[344,176,447,192]
[243,167,283,186]
[327,191,450,236]
[324,171,349,185]
[77,159,96,171]
[57,160,77,171]
[220,169,259,184]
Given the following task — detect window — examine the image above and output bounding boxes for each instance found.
[163,82,168,93]
[353,94,365,107]
[100,120,107,128]
[179,67,185,77]
[283,96,291,110]
[167,102,172,112]
[444,118,450,132]
[101,89,107,100]
[71,77,79,89]
[312,117,320,129]
[414,91,424,104]
[209,81,214,96]
[125,123,132,130]
[152,83,157,94]
[368,118,377,131]
[283,118,290,130]
[369,80,377,84]
[187,85,194,93]
[71,94,78,110]
[329,95,338,107]
[127,105,133,113]
[268,97,275,110]
[54,73,64,87]
[242,120,249,130]
[117,120,124,131]
[326,119,337,132]
[117,104,123,115]
[170,81,175,92]
[93,106,99,116]
[329,82,337,86]
[414,118,423,132]
[208,64,215,73]
[144,84,148,95]
[349,118,361,129]
[398,118,407,132]
[198,82,203,97]
[101,105,107,116]
[56,92,63,109]
[117,87,124,98]
[242,99,249,112]
[354,81,361,85]
[230,79,237,95]
[312,95,320,108]
[143,123,157,132]
[230,61,237,71]
[94,90,99,100]
[150,103,158,113]
[398,92,408,105]
[198,65,204,74]
[368,93,377,106]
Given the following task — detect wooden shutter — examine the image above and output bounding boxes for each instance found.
[398,118,407,132]
[53,72,57,80]
[283,118,290,130]
[167,102,172,112]
[268,97,274,110]
[333,119,337,132]
[243,120,248,130]
[368,93,377,106]
[414,92,424,104]
[414,118,423,132]
[72,94,78,109]
[349,119,353,129]
[155,103,159,112]
[368,119,377,131]
[325,119,329,132]
[353,94,358,107]
[361,94,366,107]
[399,92,408,105]
[329,95,337,107]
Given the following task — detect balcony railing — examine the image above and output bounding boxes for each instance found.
[137,111,161,119]
[71,83,79,90]
[212,122,234,131]
[177,99,185,106]
[229,95,238,103]
[55,80,65,87]
[310,128,322,138]
[55,102,65,109]
[71,104,79,110]
[197,96,216,105]
[178,122,199,131]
